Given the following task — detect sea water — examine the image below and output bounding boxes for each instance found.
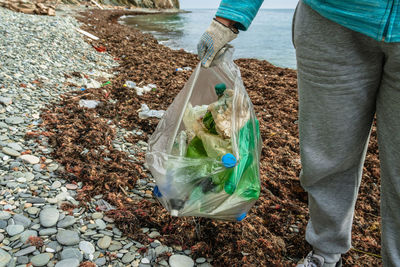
[121,9,296,69]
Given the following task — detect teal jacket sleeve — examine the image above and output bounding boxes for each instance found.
[215,0,264,31]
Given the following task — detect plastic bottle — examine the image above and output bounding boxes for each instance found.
[124,81,136,88]
[215,83,226,97]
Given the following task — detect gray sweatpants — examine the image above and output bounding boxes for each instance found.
[293,2,400,266]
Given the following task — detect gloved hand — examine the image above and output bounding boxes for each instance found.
[197,18,238,68]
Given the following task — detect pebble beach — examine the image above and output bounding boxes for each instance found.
[0,6,209,267]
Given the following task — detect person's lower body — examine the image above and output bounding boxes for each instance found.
[293,1,400,266]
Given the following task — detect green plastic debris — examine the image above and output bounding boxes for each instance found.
[224,118,260,200]
[186,136,208,159]
[202,111,217,135]
[215,83,226,96]
[101,81,111,86]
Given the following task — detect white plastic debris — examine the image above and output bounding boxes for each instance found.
[90,0,104,9]
[138,104,165,119]
[124,80,136,88]
[75,28,99,40]
[124,81,157,95]
[136,84,156,96]
[79,99,100,109]
[85,79,102,89]
[175,67,192,72]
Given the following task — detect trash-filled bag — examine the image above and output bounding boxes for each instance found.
[146,47,261,221]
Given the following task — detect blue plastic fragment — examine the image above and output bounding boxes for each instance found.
[80,88,86,91]
[237,212,247,221]
[222,153,237,168]
[153,185,162,198]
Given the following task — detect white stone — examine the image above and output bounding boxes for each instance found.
[169,255,194,267]
[20,155,40,164]
[79,241,95,255]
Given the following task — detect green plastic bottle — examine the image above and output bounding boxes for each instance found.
[215,83,226,97]
[224,119,261,201]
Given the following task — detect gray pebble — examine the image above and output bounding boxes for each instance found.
[95,219,106,230]
[91,212,103,220]
[155,245,168,256]
[47,163,59,172]
[46,241,62,253]
[6,225,24,236]
[55,258,80,267]
[112,227,122,236]
[2,147,20,157]
[16,256,29,264]
[108,241,122,251]
[196,257,206,264]
[60,247,83,262]
[122,252,136,264]
[14,246,36,257]
[30,253,50,266]
[27,198,46,204]
[39,228,57,236]
[57,216,76,228]
[0,248,11,267]
[7,143,22,151]
[150,242,160,248]
[148,231,160,239]
[97,236,111,250]
[30,224,41,230]
[27,207,40,215]
[50,181,61,189]
[13,214,31,228]
[0,212,11,221]
[56,230,79,246]
[5,117,24,125]
[0,221,7,229]
[19,230,37,243]
[95,257,106,266]
[39,208,59,227]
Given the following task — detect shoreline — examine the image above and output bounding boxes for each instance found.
[116,9,297,70]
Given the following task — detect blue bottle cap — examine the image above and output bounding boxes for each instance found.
[222,153,237,168]
[153,185,162,198]
[237,212,247,221]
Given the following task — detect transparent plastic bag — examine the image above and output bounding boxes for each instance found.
[146,46,261,221]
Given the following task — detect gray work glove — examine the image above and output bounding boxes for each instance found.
[197,19,238,68]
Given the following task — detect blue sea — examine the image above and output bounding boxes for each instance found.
[121,9,296,69]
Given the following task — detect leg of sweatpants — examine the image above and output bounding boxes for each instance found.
[293,1,384,264]
[377,44,400,267]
